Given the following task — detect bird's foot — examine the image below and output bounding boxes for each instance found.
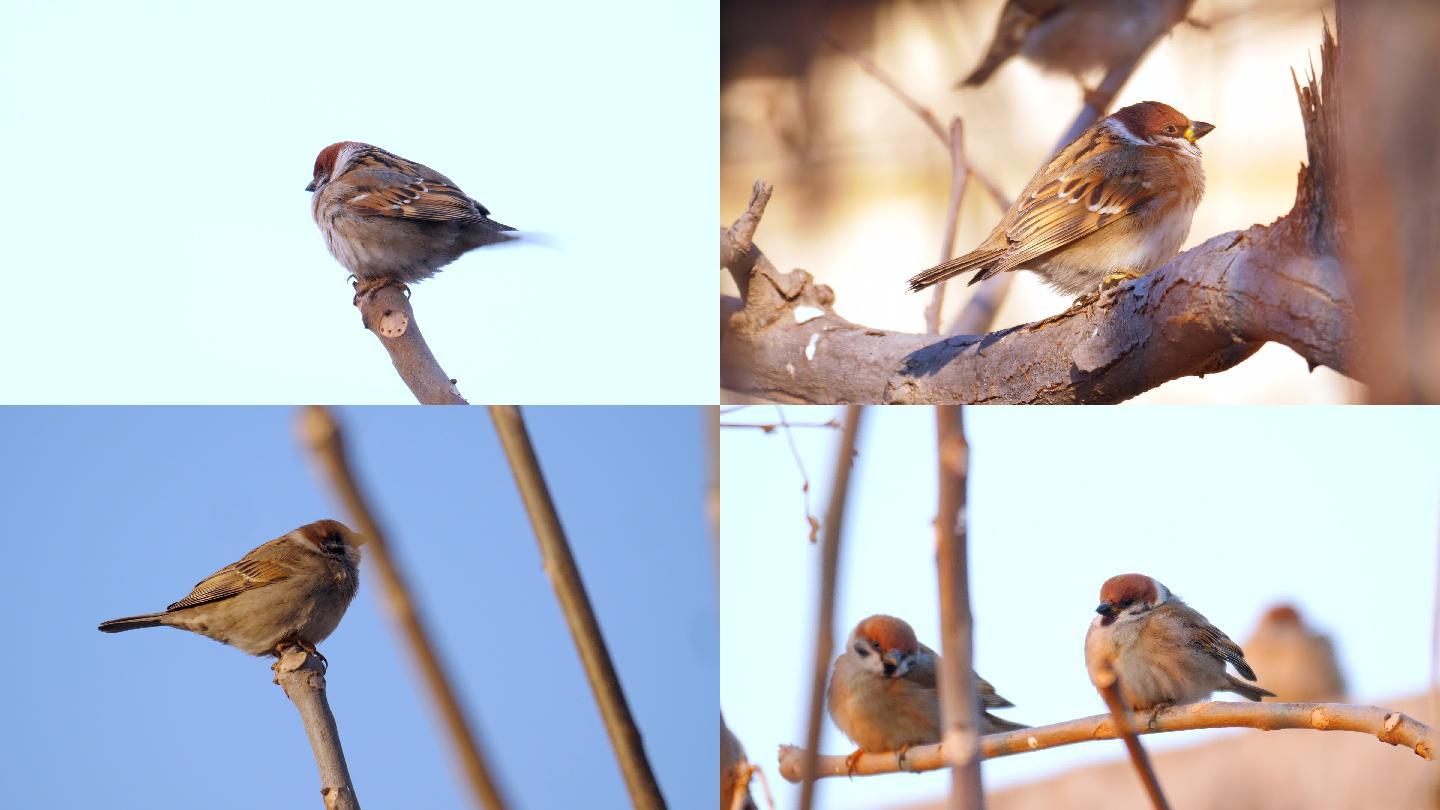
[895,744,913,771]
[1072,271,1139,308]
[351,276,410,304]
[1146,703,1172,730]
[844,749,864,778]
[1081,83,1109,109]
[274,638,327,671]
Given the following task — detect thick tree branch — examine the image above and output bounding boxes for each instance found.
[354,286,467,405]
[298,407,508,809]
[722,24,1352,404]
[488,406,665,810]
[777,701,1438,781]
[274,646,361,810]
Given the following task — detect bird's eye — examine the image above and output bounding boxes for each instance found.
[1163,125,1178,136]
[854,643,870,657]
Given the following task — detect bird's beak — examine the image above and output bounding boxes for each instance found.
[304,180,317,192]
[1095,602,1116,617]
[881,653,900,677]
[1185,121,1215,143]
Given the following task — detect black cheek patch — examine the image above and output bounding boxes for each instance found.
[1100,615,1117,627]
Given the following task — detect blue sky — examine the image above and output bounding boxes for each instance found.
[0,407,716,808]
[0,2,715,404]
[721,406,1440,810]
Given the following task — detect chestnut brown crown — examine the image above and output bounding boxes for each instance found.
[1097,573,1161,612]
[854,614,920,654]
[1112,101,1215,144]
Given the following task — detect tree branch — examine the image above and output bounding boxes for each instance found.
[354,286,467,405]
[777,701,1438,781]
[298,407,508,809]
[487,406,665,810]
[934,406,982,808]
[798,405,863,810]
[273,646,361,810]
[1089,659,1171,810]
[722,23,1353,404]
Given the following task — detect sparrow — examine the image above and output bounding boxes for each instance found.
[907,101,1213,299]
[1084,573,1274,713]
[99,520,361,662]
[1242,604,1346,703]
[307,141,516,297]
[958,0,1194,95]
[827,614,1026,773]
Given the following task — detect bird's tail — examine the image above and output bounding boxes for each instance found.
[98,613,166,633]
[982,713,1030,734]
[956,4,1038,88]
[1224,674,1276,702]
[907,247,1006,292]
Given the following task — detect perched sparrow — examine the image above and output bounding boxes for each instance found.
[307,141,516,296]
[908,101,1213,298]
[99,520,361,660]
[1242,604,1346,703]
[827,614,1026,771]
[958,0,1194,94]
[1084,573,1274,712]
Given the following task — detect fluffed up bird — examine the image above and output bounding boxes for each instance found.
[307,141,517,298]
[99,520,361,663]
[907,101,1212,300]
[1084,573,1274,713]
[1242,603,1346,703]
[828,614,1026,773]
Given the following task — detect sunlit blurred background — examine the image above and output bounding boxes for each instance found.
[721,0,1357,403]
[720,405,1439,808]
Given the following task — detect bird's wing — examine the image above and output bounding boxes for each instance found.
[995,160,1154,273]
[337,169,503,225]
[905,645,940,689]
[1181,609,1259,681]
[165,553,293,612]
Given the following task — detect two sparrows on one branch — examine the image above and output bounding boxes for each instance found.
[826,573,1272,770]
[306,141,518,299]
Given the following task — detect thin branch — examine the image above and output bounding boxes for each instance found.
[487,406,665,810]
[926,121,971,335]
[777,701,1439,781]
[1089,659,1171,810]
[354,285,467,405]
[817,30,1008,211]
[798,405,864,810]
[297,407,508,810]
[273,646,361,810]
[934,406,982,808]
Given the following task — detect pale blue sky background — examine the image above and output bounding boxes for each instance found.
[0,2,715,404]
[0,407,715,808]
[721,406,1440,810]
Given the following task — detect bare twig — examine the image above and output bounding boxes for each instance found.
[777,701,1439,780]
[273,646,361,810]
[1089,659,1172,810]
[798,406,864,810]
[934,406,982,808]
[298,407,508,810]
[353,286,467,405]
[487,406,665,810]
[926,121,972,335]
[817,30,1008,210]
